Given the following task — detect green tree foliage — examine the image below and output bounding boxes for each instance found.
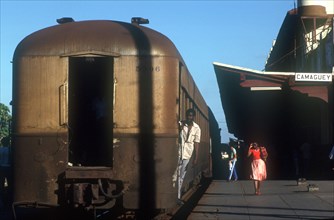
[0,103,11,147]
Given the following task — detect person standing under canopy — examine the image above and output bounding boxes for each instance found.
[228,144,238,181]
[247,142,267,195]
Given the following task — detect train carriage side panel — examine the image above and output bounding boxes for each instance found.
[113,55,180,208]
[12,56,68,203]
[113,56,179,134]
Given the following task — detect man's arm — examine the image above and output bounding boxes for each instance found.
[193,142,199,165]
[193,125,201,165]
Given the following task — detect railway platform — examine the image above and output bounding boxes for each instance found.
[2,179,333,219]
[175,179,334,220]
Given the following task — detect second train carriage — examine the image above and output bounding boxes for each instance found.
[11,18,219,217]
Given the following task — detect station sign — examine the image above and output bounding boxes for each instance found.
[295,72,332,82]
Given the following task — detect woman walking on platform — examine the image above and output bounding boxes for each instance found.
[248,142,267,195]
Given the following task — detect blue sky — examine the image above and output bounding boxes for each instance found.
[0,0,295,142]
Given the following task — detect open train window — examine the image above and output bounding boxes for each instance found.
[68,56,114,166]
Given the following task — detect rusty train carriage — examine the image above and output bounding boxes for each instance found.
[11,19,216,217]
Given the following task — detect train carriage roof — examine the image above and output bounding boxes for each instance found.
[13,19,209,118]
[14,19,183,59]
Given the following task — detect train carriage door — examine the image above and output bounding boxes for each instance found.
[68,56,114,167]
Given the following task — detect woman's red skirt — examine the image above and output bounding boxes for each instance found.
[251,159,267,181]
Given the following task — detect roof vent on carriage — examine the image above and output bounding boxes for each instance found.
[56,17,75,24]
[131,17,149,25]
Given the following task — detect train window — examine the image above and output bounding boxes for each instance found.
[68,56,114,167]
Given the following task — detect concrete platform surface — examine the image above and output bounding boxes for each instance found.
[187,180,334,220]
